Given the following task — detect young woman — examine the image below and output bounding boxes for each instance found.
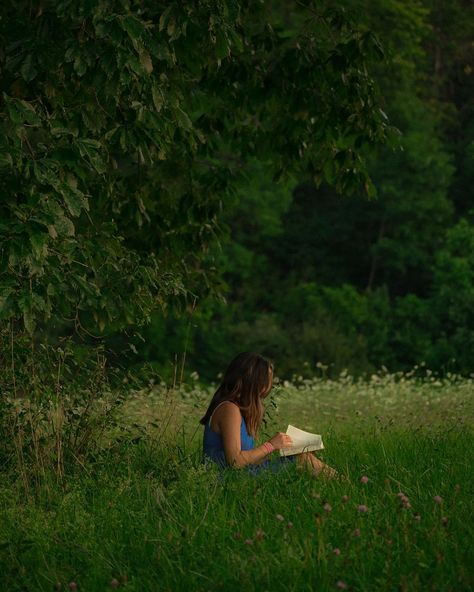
[200,352,338,477]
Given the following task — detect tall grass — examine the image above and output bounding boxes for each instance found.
[1,371,473,591]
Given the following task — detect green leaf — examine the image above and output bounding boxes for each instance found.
[159,6,173,32]
[215,33,230,59]
[30,233,48,258]
[139,50,153,74]
[122,16,146,41]
[20,54,38,82]
[4,95,41,126]
[152,85,164,112]
[175,107,192,130]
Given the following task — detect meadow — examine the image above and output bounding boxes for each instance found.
[1,370,473,592]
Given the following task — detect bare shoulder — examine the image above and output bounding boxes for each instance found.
[215,400,241,421]
[212,401,241,434]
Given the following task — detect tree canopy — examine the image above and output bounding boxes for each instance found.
[0,0,388,343]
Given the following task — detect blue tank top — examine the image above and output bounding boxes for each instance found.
[202,401,255,468]
[201,401,297,475]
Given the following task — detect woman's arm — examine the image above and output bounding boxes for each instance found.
[217,403,272,469]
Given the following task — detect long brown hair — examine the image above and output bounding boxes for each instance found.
[199,352,273,439]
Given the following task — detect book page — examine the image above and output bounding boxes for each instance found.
[279,424,324,457]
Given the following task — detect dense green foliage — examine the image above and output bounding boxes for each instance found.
[136,0,474,380]
[0,0,387,352]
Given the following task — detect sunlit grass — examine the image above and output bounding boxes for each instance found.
[1,371,473,591]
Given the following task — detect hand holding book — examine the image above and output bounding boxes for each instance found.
[279,425,325,457]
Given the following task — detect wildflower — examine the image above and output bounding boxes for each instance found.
[357,504,368,513]
[110,580,120,589]
[341,495,349,503]
[336,580,348,590]
[287,521,293,529]
[68,584,77,591]
[255,529,265,541]
[434,495,443,504]
[352,528,361,537]
[413,513,421,522]
[276,514,284,522]
[386,539,393,546]
[360,476,369,484]
[333,548,341,556]
[441,516,449,526]
[244,538,254,545]
[311,492,321,499]
[323,502,332,513]
[233,532,242,540]
[399,495,411,509]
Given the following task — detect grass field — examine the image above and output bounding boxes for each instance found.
[1,371,473,591]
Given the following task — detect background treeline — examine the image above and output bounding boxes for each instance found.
[130,0,474,381]
[1,0,473,390]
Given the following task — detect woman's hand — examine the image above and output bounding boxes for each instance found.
[269,432,293,450]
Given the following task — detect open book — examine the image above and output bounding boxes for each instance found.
[279,425,324,457]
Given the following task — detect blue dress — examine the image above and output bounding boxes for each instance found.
[202,402,297,476]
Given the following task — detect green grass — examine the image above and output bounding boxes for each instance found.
[1,373,473,591]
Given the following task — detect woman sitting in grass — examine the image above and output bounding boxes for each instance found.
[200,352,337,478]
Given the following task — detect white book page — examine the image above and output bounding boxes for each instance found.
[279,424,324,457]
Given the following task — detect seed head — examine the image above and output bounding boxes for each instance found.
[434,495,443,504]
[341,495,349,503]
[352,528,361,537]
[323,502,332,513]
[110,579,120,589]
[336,580,348,589]
[357,504,368,513]
[333,548,341,556]
[360,475,369,484]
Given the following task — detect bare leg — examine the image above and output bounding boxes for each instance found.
[296,452,339,479]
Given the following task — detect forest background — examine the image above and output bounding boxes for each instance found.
[135,0,474,381]
[1,0,473,391]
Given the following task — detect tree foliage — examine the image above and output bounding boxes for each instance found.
[0,0,388,343]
